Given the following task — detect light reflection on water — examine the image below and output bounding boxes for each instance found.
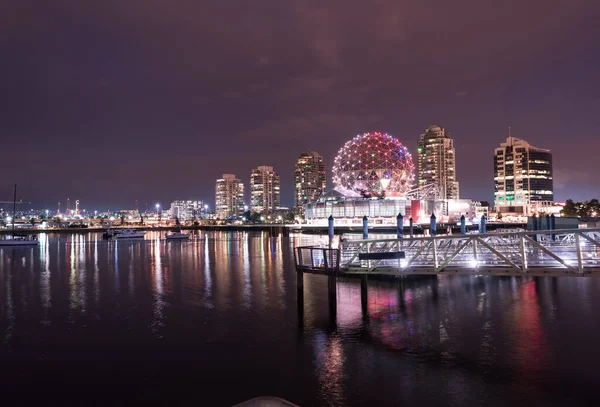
[0,231,599,406]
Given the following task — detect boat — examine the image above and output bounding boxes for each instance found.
[0,184,39,246]
[114,229,146,239]
[102,228,118,239]
[166,230,190,240]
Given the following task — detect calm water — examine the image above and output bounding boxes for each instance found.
[1,231,599,406]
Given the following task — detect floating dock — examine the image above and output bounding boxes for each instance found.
[295,227,600,277]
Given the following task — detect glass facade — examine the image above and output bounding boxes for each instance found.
[494,137,553,214]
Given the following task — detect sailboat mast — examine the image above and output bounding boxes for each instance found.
[12,184,17,237]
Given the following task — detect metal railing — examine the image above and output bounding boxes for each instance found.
[296,228,600,276]
[296,246,341,272]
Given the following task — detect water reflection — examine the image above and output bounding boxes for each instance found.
[0,232,599,406]
[151,236,165,337]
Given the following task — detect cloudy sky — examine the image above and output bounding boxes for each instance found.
[1,0,599,210]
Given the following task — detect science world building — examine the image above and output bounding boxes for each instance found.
[304,132,473,226]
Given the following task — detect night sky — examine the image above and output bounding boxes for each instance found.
[1,0,599,211]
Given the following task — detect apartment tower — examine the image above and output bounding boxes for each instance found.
[215,174,245,219]
[250,166,281,214]
[417,125,459,199]
[294,151,326,214]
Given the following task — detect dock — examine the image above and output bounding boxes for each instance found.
[295,227,600,277]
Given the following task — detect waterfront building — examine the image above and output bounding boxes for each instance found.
[294,151,326,214]
[417,125,459,199]
[304,132,471,226]
[169,200,205,221]
[215,174,245,219]
[250,166,280,214]
[494,136,553,215]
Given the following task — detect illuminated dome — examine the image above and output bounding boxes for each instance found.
[332,132,415,197]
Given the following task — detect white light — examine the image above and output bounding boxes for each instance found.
[6,216,11,222]
[155,204,160,209]
[470,260,478,268]
[109,216,115,221]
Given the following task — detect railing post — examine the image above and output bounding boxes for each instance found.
[336,248,341,272]
[472,237,478,266]
[432,238,438,269]
[520,235,527,272]
[328,215,334,248]
[366,241,371,271]
[575,232,583,273]
[323,249,328,271]
[397,212,404,239]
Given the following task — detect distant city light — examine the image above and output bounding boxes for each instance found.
[109,216,115,221]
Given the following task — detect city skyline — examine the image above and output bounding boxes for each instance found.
[1,1,599,208]
[0,129,574,212]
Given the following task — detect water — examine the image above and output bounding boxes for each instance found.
[1,231,599,406]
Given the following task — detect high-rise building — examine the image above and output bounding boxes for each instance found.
[417,125,459,199]
[294,151,326,213]
[250,166,280,214]
[169,200,205,220]
[215,174,245,219]
[494,136,553,214]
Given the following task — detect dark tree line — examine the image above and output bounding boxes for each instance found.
[561,199,600,217]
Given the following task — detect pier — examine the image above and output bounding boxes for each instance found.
[295,227,600,277]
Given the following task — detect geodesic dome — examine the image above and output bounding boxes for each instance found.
[332,132,415,197]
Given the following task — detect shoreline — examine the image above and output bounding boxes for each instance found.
[0,222,526,236]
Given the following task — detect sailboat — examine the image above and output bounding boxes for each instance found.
[0,184,39,246]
